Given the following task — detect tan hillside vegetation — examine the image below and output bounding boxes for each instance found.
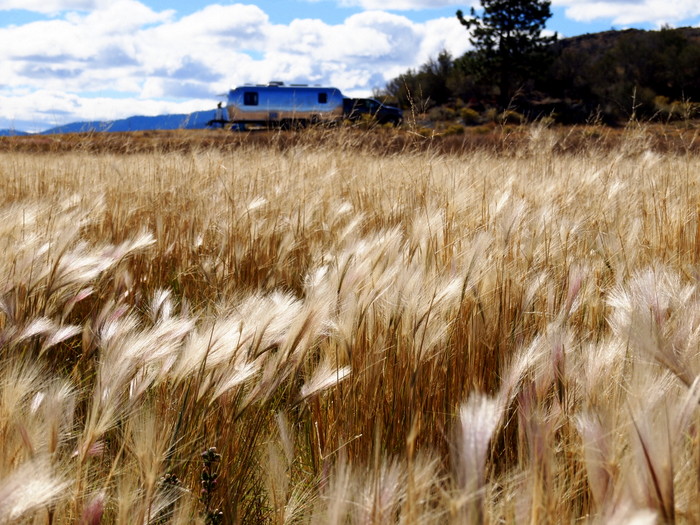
[1,126,700,523]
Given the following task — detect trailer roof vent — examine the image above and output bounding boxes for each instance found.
[268,81,285,86]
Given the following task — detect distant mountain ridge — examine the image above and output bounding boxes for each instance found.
[39,109,217,135]
[0,129,29,136]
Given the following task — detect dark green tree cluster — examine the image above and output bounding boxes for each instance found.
[547,27,700,121]
[382,0,700,124]
[385,0,555,111]
[457,0,556,106]
[385,50,465,109]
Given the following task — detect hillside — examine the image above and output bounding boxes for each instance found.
[384,25,700,125]
[555,26,700,53]
[41,109,217,134]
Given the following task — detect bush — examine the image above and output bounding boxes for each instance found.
[472,124,495,134]
[483,107,499,123]
[428,106,458,122]
[653,95,700,121]
[499,110,525,124]
[460,107,482,125]
[443,123,465,135]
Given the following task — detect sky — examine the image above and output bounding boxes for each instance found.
[1,0,699,132]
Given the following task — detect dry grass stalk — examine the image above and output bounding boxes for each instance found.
[0,128,700,522]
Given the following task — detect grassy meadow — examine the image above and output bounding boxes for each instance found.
[1,125,700,523]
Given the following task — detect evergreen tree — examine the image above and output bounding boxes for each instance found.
[457,0,556,106]
[385,51,459,109]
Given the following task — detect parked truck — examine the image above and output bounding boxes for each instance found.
[212,82,402,130]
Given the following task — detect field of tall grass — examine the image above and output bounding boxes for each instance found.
[1,125,700,523]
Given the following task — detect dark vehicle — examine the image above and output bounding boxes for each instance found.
[343,98,403,126]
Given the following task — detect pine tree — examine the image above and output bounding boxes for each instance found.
[457,0,556,106]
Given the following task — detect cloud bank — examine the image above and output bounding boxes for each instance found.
[327,0,700,26]
[554,0,700,26]
[0,1,470,131]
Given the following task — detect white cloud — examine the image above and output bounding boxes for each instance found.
[0,0,104,14]
[0,2,474,131]
[418,16,472,63]
[552,0,700,26]
[337,0,467,9]
[81,0,174,32]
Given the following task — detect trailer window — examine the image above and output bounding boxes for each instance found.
[318,93,328,104]
[243,92,259,106]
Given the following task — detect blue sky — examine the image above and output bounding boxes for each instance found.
[1,0,699,132]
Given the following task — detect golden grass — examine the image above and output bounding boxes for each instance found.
[1,125,700,523]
